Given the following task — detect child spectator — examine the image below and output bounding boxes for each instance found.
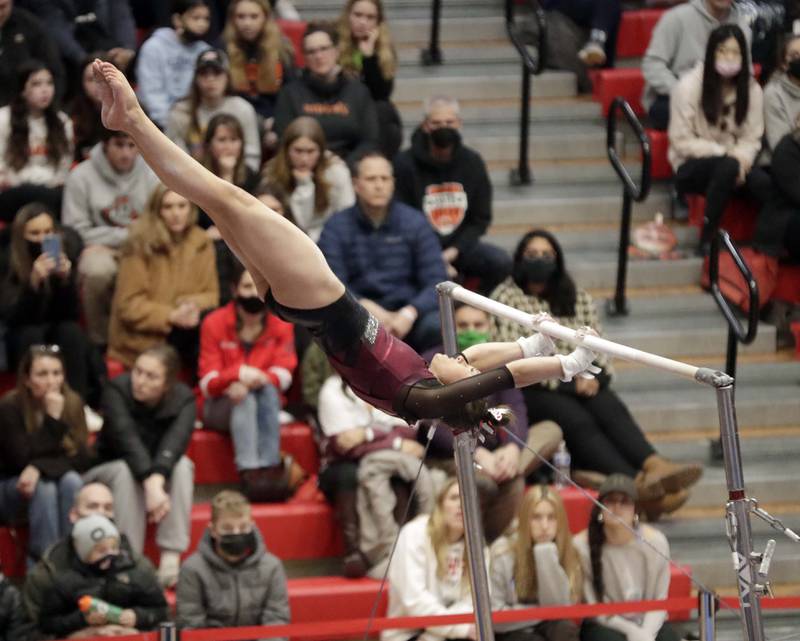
[223,0,295,125]
[490,230,702,521]
[176,490,290,635]
[199,263,298,503]
[490,485,581,641]
[668,24,765,255]
[0,568,35,641]
[69,55,111,163]
[136,0,212,129]
[762,34,800,163]
[86,345,196,588]
[0,60,73,219]
[0,345,88,563]
[274,22,379,164]
[337,0,402,157]
[62,128,158,348]
[383,478,483,641]
[262,116,355,241]
[575,475,679,641]
[107,184,219,370]
[0,203,96,402]
[38,514,167,639]
[167,48,261,172]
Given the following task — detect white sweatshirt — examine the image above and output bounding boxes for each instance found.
[289,153,355,242]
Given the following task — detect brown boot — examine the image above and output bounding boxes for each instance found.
[572,469,607,491]
[639,488,690,522]
[334,490,368,579]
[640,455,703,494]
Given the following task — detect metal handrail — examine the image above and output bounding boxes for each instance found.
[708,229,759,378]
[606,97,652,316]
[421,0,443,65]
[505,0,546,185]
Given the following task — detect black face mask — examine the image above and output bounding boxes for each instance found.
[236,295,267,314]
[26,240,42,258]
[218,531,256,559]
[514,257,557,285]
[429,127,461,149]
[87,553,118,574]
[788,58,800,81]
[182,28,206,43]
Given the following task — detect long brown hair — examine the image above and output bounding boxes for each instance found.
[513,486,582,604]
[11,346,88,458]
[223,0,291,94]
[124,184,198,257]
[427,478,470,588]
[178,64,235,155]
[6,61,70,172]
[262,116,332,214]
[138,344,182,393]
[7,203,56,288]
[337,0,396,80]
[202,113,248,186]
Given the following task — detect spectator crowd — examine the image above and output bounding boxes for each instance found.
[0,0,797,640]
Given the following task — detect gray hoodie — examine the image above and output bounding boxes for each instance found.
[135,28,211,128]
[761,72,800,163]
[62,143,158,248]
[176,528,290,641]
[642,0,751,110]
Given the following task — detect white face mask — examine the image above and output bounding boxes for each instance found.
[715,59,742,78]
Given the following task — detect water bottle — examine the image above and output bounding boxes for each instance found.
[78,595,123,624]
[553,441,571,489]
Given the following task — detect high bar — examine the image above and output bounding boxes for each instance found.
[438,282,709,383]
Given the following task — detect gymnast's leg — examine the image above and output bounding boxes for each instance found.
[91,60,344,310]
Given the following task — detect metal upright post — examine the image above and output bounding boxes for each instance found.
[421,0,443,65]
[438,285,496,641]
[698,590,717,641]
[512,66,532,185]
[610,189,632,316]
[159,622,178,641]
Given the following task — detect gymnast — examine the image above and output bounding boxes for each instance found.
[91,60,600,428]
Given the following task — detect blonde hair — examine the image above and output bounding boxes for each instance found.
[427,478,470,588]
[513,486,582,604]
[124,184,198,257]
[224,0,292,95]
[211,489,252,522]
[337,0,397,81]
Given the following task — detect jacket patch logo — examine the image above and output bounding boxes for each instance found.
[422,183,468,235]
[100,195,138,227]
[303,102,350,116]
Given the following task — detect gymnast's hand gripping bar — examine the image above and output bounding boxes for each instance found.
[436,282,733,388]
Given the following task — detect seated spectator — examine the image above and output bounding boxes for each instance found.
[0,60,73,219]
[166,48,261,172]
[107,184,219,370]
[0,203,98,402]
[490,230,702,522]
[490,485,581,641]
[761,34,800,164]
[318,152,447,352]
[199,263,298,502]
[393,96,512,294]
[668,24,765,254]
[62,128,158,348]
[1,568,34,641]
[85,345,196,588]
[274,22,379,164]
[69,54,111,163]
[262,116,355,241]
[317,372,434,578]
[383,478,482,641]
[223,0,296,126]
[136,0,212,129]
[0,0,65,107]
[542,0,622,68]
[254,180,291,217]
[643,0,751,130]
[0,344,89,563]
[575,475,679,641]
[176,490,290,632]
[422,304,563,543]
[37,514,167,639]
[337,0,402,157]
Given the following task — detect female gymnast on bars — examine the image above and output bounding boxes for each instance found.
[91,60,600,428]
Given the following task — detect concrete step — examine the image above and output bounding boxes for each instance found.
[566,251,702,289]
[397,60,523,78]
[397,42,520,67]
[488,159,624,186]
[655,426,800,463]
[296,0,504,21]
[390,16,507,44]
[393,71,577,102]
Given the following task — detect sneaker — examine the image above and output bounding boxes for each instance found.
[578,40,606,67]
[158,551,181,588]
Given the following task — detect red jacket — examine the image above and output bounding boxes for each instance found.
[198,303,297,401]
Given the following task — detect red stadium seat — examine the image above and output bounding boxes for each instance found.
[0,526,27,578]
[616,10,665,59]
[278,19,307,68]
[646,129,672,180]
[590,68,645,117]
[686,195,759,243]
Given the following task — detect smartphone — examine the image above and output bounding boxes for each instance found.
[42,235,61,262]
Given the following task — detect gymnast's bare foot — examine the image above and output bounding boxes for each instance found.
[92,59,142,133]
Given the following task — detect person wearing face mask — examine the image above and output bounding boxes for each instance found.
[668,24,766,254]
[176,490,290,636]
[490,230,703,522]
[393,95,512,295]
[761,34,800,164]
[37,514,167,639]
[135,0,212,129]
[199,262,299,503]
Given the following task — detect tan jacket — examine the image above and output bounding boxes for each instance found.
[668,63,764,173]
[108,226,219,367]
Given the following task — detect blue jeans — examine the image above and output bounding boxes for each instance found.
[205,384,282,470]
[0,471,83,561]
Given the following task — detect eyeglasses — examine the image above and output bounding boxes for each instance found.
[30,344,61,355]
[304,44,335,57]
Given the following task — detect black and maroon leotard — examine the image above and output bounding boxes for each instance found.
[266,291,514,423]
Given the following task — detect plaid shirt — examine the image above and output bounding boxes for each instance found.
[489,277,613,390]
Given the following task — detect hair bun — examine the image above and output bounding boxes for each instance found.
[483,406,512,427]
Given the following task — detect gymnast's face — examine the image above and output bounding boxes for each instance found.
[429,353,480,384]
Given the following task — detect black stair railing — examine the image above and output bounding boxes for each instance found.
[421,0,443,65]
[606,97,652,317]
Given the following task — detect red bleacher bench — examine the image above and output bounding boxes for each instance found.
[616,10,666,59]
[590,68,645,117]
[686,195,759,243]
[277,19,307,67]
